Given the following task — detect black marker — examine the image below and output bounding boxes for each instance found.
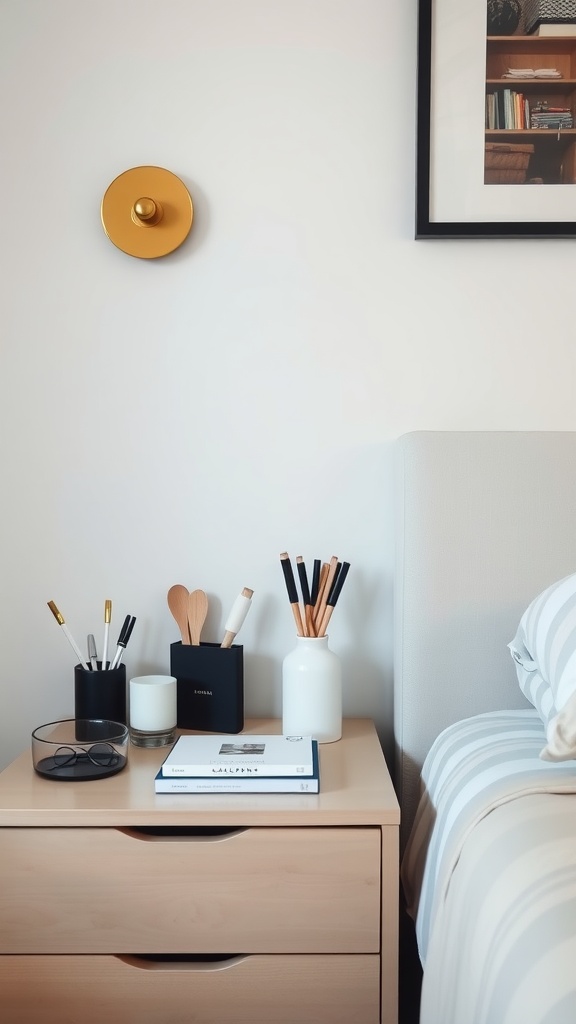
[109,615,136,670]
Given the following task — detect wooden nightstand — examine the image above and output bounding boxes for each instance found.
[0,718,399,1024]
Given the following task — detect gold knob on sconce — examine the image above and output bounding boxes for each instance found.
[101,166,193,259]
[132,197,163,226]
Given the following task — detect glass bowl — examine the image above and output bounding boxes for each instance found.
[32,719,129,780]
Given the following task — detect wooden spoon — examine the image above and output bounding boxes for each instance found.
[167,584,191,644]
[188,589,208,646]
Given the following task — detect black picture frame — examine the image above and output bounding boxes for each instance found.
[416,0,576,239]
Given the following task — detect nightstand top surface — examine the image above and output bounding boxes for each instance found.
[0,718,399,828]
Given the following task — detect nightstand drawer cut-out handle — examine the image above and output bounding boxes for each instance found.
[118,826,248,843]
[117,954,249,972]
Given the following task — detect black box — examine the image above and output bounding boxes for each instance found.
[170,641,244,734]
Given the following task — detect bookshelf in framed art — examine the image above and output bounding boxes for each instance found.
[416,0,576,237]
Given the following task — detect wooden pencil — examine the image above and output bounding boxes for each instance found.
[318,561,350,637]
[314,555,339,635]
[312,562,330,629]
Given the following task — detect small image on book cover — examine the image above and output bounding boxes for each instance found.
[220,743,266,755]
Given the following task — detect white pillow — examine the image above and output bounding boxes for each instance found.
[509,572,576,761]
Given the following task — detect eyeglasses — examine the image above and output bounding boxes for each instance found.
[47,742,120,771]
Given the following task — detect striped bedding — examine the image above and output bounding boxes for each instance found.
[401,709,576,1024]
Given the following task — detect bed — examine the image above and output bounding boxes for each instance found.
[394,431,576,1024]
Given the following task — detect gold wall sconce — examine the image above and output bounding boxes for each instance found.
[101,166,194,259]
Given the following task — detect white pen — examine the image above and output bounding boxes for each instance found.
[87,634,98,671]
[101,599,112,669]
[221,587,254,648]
[47,601,89,669]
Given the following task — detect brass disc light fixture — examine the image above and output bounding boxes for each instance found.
[101,166,194,259]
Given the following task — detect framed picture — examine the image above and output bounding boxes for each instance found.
[416,0,576,238]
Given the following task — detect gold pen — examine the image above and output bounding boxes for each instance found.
[101,599,112,669]
[47,601,89,668]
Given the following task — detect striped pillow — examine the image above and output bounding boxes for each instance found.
[509,572,576,761]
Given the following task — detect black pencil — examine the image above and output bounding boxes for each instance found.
[296,556,314,636]
[280,552,304,636]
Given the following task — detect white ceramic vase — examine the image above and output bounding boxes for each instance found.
[282,635,342,743]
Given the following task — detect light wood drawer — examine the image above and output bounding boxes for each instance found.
[0,826,381,953]
[0,953,381,1023]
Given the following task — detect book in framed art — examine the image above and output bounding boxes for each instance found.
[416,0,576,237]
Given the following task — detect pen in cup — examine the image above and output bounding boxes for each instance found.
[101,599,112,669]
[109,614,136,670]
[47,601,89,669]
[87,634,98,671]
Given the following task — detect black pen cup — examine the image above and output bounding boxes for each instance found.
[170,641,244,734]
[74,663,127,728]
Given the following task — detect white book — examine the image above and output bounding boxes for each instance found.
[160,733,315,777]
[155,742,320,793]
[536,24,576,35]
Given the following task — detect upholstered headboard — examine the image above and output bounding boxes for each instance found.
[394,431,576,847]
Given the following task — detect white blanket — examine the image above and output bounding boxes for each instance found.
[401,709,576,1024]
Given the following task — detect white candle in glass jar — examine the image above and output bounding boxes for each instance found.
[129,675,177,732]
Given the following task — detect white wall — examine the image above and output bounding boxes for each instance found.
[1,0,574,772]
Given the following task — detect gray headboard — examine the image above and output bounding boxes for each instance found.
[394,430,576,847]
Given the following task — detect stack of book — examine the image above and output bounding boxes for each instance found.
[154,733,320,793]
[530,103,573,129]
